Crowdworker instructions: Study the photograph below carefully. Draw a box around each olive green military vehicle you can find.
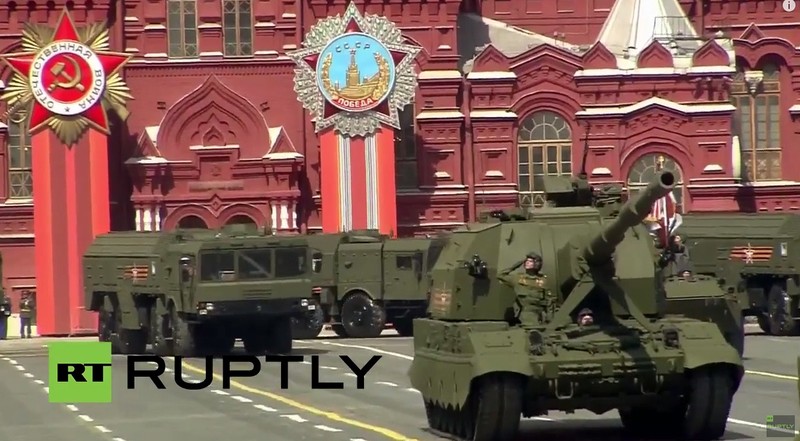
[408,171,743,441]
[83,228,316,356]
[678,213,800,336]
[292,230,447,339]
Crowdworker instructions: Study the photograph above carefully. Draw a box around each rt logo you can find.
[48,341,112,403]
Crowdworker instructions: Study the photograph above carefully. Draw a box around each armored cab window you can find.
[199,252,236,281]
[275,248,307,278]
[237,249,272,280]
[396,255,413,270]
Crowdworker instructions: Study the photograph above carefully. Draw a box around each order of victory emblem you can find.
[288,3,421,137]
[0,9,133,146]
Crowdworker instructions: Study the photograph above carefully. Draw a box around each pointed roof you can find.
[596,0,733,69]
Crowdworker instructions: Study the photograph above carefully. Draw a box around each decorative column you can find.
[0,9,133,335]
[288,3,420,236]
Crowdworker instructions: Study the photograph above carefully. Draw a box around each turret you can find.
[583,171,676,266]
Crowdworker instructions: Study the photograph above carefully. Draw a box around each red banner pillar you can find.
[319,126,397,237]
[33,129,110,336]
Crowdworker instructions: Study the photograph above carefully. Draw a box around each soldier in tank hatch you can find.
[18,291,34,338]
[498,252,555,325]
[0,292,11,339]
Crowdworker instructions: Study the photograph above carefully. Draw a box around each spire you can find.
[597,0,702,60]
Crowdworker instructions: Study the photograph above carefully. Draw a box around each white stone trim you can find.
[576,97,735,117]
[467,71,516,80]
[418,70,462,80]
[470,110,517,119]
[575,65,736,78]
[416,110,464,120]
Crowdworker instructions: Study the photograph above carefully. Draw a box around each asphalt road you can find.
[0,326,796,441]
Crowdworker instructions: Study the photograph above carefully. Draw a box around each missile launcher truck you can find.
[678,213,800,336]
[408,171,744,441]
[292,230,447,339]
[83,228,317,356]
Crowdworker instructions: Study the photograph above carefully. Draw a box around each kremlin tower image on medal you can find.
[0,0,797,337]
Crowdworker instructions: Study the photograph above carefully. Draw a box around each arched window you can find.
[225,214,256,226]
[517,111,572,207]
[167,0,198,58]
[627,153,684,212]
[222,0,253,56]
[731,60,781,181]
[7,111,32,199]
[177,215,208,229]
[395,104,417,189]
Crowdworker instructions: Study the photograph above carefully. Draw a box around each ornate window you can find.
[167,0,198,58]
[517,111,572,208]
[7,111,33,200]
[627,153,684,212]
[222,0,253,56]
[731,61,781,181]
[395,104,418,190]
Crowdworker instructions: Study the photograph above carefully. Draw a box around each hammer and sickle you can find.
[47,55,85,92]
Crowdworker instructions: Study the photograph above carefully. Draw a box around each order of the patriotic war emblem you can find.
[288,2,420,137]
[0,9,133,146]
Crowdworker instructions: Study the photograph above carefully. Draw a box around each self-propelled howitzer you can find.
[409,171,743,441]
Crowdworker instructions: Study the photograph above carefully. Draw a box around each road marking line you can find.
[301,361,311,365]
[350,439,368,441]
[315,425,342,432]
[34,379,44,385]
[1,357,8,361]
[43,387,49,393]
[23,372,34,378]
[532,417,554,422]
[404,388,420,393]
[177,360,419,441]
[728,418,800,435]
[745,370,797,381]
[320,366,338,370]
[309,341,414,360]
[181,373,191,379]
[211,390,230,396]
[95,425,112,433]
[281,414,308,423]
[254,404,277,412]
[9,359,17,364]
[15,365,24,371]
[113,438,127,441]
[164,367,173,373]
[66,405,79,412]
[344,373,357,377]
[375,381,398,387]
[78,415,94,422]
[231,395,253,403]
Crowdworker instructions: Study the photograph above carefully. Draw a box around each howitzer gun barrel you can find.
[584,171,676,265]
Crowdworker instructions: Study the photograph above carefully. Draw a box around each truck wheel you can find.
[291,302,324,339]
[117,329,147,354]
[151,310,172,356]
[681,366,733,440]
[340,292,385,338]
[393,318,414,337]
[469,374,523,441]
[767,284,800,336]
[242,328,268,355]
[757,314,771,334]
[266,317,293,354]
[97,304,114,343]
[170,305,197,356]
[331,324,348,337]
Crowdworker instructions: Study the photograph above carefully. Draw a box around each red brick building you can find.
[0,0,798,322]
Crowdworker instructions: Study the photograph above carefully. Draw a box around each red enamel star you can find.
[0,9,131,135]
[302,18,411,120]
